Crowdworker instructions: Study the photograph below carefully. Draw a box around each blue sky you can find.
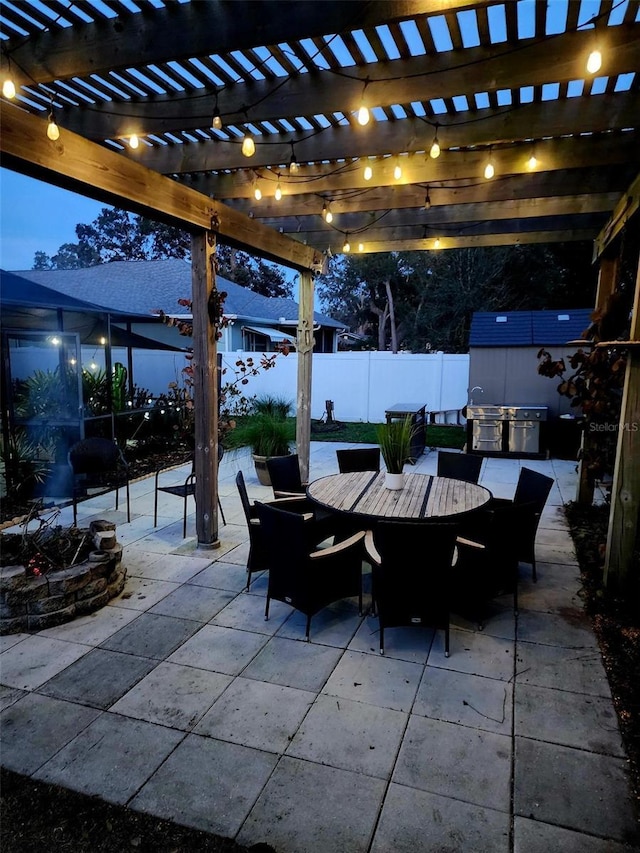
[0,168,109,271]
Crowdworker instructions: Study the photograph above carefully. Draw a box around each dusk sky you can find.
[0,168,108,271]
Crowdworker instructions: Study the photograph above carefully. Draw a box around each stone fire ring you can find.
[0,520,127,635]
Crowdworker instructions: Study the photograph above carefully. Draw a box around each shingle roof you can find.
[12,260,342,329]
[470,309,593,347]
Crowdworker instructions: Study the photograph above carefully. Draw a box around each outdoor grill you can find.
[466,406,548,455]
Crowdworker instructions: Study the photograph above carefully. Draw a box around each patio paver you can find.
[1,444,638,851]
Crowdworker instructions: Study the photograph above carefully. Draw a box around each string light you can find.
[129,134,139,149]
[343,234,351,253]
[423,188,431,210]
[363,163,373,181]
[2,51,15,99]
[357,78,370,126]
[483,147,494,180]
[241,132,255,157]
[275,176,282,201]
[434,238,441,249]
[527,152,538,171]
[586,48,601,73]
[2,75,15,99]
[322,201,333,224]
[46,110,60,141]
[393,159,402,181]
[289,143,299,174]
[212,89,222,130]
[254,183,262,201]
[358,242,364,252]
[430,124,441,159]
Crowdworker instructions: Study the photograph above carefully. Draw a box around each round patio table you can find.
[307,470,492,522]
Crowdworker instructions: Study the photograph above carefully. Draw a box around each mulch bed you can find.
[0,768,274,853]
[565,500,640,816]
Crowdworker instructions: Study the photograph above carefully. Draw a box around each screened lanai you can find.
[0,0,638,582]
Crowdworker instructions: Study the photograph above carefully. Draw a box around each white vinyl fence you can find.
[218,350,470,423]
[11,346,469,425]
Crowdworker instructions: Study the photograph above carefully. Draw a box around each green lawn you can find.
[228,417,466,451]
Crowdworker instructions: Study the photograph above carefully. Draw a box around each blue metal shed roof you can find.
[531,309,593,345]
[470,309,593,347]
[469,312,533,347]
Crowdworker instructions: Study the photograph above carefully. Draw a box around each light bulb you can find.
[343,237,351,253]
[363,164,373,181]
[358,243,364,252]
[434,238,441,249]
[325,210,333,224]
[357,104,370,126]
[527,154,538,171]
[241,133,255,157]
[484,160,494,180]
[587,48,602,74]
[430,136,440,159]
[2,77,15,99]
[394,164,402,181]
[212,109,222,130]
[129,134,139,149]
[254,186,262,201]
[47,114,60,141]
[423,192,431,210]
[289,153,299,174]
[275,181,282,201]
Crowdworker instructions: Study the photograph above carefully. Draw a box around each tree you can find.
[316,243,598,353]
[32,208,291,297]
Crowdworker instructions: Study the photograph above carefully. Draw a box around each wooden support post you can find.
[191,232,220,549]
[296,271,314,484]
[604,259,640,591]
[576,254,620,504]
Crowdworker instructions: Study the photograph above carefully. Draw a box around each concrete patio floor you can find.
[1,442,638,852]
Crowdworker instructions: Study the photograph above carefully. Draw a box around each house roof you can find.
[470,309,593,348]
[0,269,185,350]
[12,260,343,330]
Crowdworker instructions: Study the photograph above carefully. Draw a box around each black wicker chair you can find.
[437,450,483,484]
[68,437,130,526]
[336,447,381,473]
[365,521,458,656]
[265,453,306,497]
[153,445,226,538]
[236,470,332,591]
[255,500,365,640]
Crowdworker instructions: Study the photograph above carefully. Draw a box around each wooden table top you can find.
[307,471,492,521]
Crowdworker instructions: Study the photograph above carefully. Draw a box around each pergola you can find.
[1,1,639,586]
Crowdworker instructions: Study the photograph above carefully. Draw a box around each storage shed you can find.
[468,309,593,418]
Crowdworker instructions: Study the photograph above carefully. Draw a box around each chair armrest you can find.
[363,530,381,565]
[269,496,307,506]
[310,530,365,559]
[456,536,485,550]
[273,489,305,498]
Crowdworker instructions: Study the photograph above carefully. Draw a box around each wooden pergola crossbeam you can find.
[0,104,318,273]
[130,94,640,174]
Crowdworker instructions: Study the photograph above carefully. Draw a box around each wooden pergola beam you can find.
[52,25,640,141]
[136,94,640,175]
[0,103,319,272]
[257,194,621,233]
[6,2,483,87]
[203,166,636,218]
[593,172,640,260]
[329,229,599,253]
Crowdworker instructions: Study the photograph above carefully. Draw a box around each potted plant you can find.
[376,415,413,490]
[228,396,295,486]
